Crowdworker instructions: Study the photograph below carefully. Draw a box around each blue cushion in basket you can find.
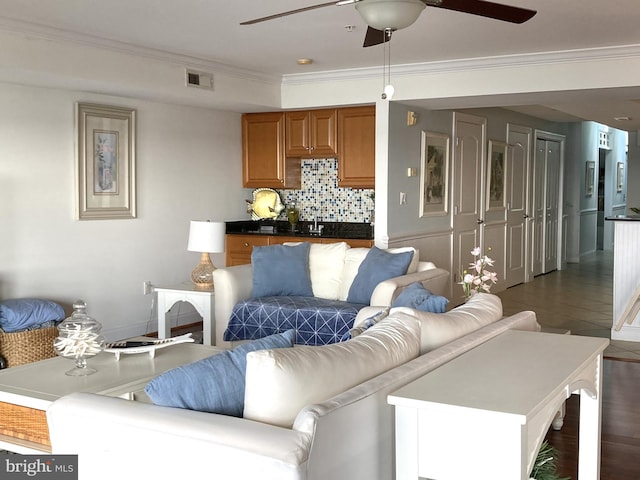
[347,246,414,305]
[0,298,65,333]
[251,243,313,298]
[391,282,449,313]
[144,330,295,416]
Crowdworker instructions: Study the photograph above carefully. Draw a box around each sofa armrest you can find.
[213,264,254,346]
[369,267,449,306]
[47,392,310,480]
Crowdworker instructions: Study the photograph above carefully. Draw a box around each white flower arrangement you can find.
[460,246,498,299]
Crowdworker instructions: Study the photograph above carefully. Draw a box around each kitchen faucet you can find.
[309,215,324,236]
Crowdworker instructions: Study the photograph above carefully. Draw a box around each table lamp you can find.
[187,220,225,288]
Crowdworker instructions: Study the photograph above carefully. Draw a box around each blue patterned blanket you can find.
[224,296,367,346]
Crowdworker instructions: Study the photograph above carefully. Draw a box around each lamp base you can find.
[191,252,216,289]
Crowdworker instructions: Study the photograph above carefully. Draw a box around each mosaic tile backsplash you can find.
[278,158,374,223]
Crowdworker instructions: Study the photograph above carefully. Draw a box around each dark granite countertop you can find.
[225,220,373,240]
[605,215,640,222]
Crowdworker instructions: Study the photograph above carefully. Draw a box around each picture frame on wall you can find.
[487,140,507,210]
[419,131,449,217]
[617,162,624,192]
[76,102,136,220]
[585,161,595,196]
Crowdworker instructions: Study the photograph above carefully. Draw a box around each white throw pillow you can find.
[243,314,421,428]
[392,292,503,354]
[283,242,350,300]
[337,247,419,301]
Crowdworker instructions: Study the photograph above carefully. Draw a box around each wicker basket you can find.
[0,326,59,368]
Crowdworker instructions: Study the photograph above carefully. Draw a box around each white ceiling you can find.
[2,0,640,129]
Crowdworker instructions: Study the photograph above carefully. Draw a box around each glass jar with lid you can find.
[54,300,105,376]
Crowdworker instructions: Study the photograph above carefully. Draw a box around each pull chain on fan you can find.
[381,29,394,100]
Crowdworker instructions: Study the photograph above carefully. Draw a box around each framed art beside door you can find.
[487,140,507,211]
[585,161,595,196]
[617,162,624,192]
[419,131,449,217]
[76,103,137,220]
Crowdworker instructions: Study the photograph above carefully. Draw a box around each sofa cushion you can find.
[0,298,65,333]
[338,247,418,301]
[144,330,295,416]
[224,296,366,345]
[243,315,421,428]
[284,241,350,301]
[251,243,313,297]
[391,282,449,313]
[393,292,503,354]
[346,247,414,305]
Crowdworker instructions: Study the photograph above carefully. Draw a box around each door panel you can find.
[452,113,486,284]
[544,140,561,273]
[505,126,530,287]
[532,139,546,276]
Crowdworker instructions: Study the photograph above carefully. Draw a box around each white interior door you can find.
[532,139,546,276]
[452,113,486,283]
[505,125,531,287]
[544,140,561,273]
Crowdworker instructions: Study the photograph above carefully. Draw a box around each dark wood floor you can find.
[546,358,640,479]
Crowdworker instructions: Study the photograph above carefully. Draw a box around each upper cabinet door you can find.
[242,112,286,188]
[285,109,337,157]
[337,106,375,188]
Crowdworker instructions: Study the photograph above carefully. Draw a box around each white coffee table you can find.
[0,341,222,454]
[388,330,609,480]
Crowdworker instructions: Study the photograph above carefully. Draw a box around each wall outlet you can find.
[143,281,154,295]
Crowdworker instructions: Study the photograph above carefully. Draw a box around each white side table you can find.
[154,283,215,346]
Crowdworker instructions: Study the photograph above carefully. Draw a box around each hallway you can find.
[497,250,640,360]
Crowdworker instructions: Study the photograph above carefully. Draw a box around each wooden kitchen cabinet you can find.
[337,106,375,188]
[225,234,270,266]
[226,234,373,266]
[285,109,337,157]
[242,112,301,188]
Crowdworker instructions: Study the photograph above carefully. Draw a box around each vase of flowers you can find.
[460,247,498,299]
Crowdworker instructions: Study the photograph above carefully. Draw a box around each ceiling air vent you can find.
[185,69,214,90]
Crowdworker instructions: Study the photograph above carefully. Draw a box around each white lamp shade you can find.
[187,221,225,253]
[355,0,425,31]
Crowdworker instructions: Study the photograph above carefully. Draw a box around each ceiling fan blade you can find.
[430,0,536,24]
[363,27,389,47]
[240,1,339,25]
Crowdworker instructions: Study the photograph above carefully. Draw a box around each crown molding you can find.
[282,44,640,85]
[0,16,281,85]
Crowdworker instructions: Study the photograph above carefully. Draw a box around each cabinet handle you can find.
[309,146,314,152]
[243,242,249,247]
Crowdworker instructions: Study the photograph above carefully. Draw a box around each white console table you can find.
[388,330,609,480]
[155,283,215,346]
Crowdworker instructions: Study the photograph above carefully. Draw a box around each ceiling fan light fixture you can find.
[355,0,426,31]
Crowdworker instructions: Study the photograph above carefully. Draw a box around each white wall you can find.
[0,83,246,340]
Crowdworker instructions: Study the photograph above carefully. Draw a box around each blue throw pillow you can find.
[0,298,65,333]
[251,243,313,297]
[347,247,414,305]
[144,330,296,416]
[391,282,449,313]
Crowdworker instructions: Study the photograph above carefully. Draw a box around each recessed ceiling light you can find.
[297,58,313,65]
[614,116,632,121]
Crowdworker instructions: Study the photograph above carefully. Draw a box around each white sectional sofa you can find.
[46,294,540,480]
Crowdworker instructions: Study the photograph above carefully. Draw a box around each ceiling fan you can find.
[241,0,537,47]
